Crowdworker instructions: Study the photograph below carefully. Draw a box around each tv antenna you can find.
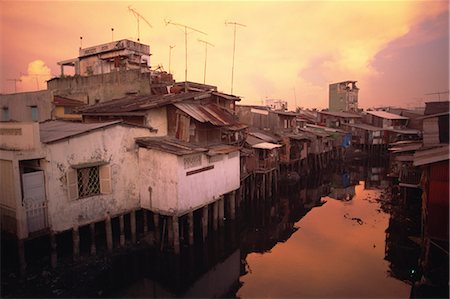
[198,39,214,84]
[168,45,175,74]
[165,19,206,92]
[225,20,246,95]
[20,73,50,90]
[424,90,449,101]
[7,78,21,93]
[128,6,152,42]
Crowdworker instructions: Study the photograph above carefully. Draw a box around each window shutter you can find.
[99,164,112,194]
[66,168,78,200]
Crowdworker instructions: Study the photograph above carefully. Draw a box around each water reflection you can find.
[86,160,416,298]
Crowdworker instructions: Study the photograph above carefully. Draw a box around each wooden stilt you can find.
[18,238,26,277]
[167,216,174,246]
[119,215,125,247]
[130,210,137,244]
[213,200,219,231]
[188,211,194,246]
[153,213,160,245]
[228,191,236,220]
[89,223,96,255]
[105,214,113,252]
[143,210,148,234]
[172,216,180,255]
[72,225,80,261]
[218,197,224,227]
[202,206,208,241]
[50,231,57,268]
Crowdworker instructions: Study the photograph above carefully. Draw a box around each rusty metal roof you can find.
[40,120,122,143]
[367,110,408,120]
[79,91,210,114]
[53,96,86,107]
[318,111,362,118]
[135,136,209,156]
[174,102,246,129]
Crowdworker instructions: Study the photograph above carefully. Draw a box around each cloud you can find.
[20,60,52,92]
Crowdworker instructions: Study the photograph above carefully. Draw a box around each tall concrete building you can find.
[329,81,359,112]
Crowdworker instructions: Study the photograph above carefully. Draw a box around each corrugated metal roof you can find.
[40,120,122,143]
[367,110,408,120]
[174,102,245,129]
[79,91,209,114]
[343,123,383,131]
[53,96,86,107]
[248,131,280,143]
[136,137,208,156]
[318,111,362,118]
[252,142,283,150]
[414,145,450,166]
[207,144,239,155]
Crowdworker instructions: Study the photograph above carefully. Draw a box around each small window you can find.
[64,106,73,114]
[66,163,111,200]
[77,166,100,198]
[31,106,38,121]
[2,107,9,121]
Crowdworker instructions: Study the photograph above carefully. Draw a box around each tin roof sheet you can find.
[252,142,283,150]
[367,110,408,120]
[343,123,383,131]
[135,137,208,156]
[414,145,450,166]
[40,120,122,143]
[318,111,362,118]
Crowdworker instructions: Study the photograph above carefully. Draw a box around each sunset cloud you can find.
[20,60,52,92]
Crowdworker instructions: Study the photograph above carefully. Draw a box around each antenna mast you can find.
[198,39,214,84]
[168,45,175,74]
[7,78,21,93]
[165,19,207,92]
[128,6,152,42]
[225,20,246,95]
[424,90,450,101]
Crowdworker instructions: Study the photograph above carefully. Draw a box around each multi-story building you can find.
[329,81,359,112]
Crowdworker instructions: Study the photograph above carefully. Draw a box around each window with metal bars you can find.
[77,166,100,198]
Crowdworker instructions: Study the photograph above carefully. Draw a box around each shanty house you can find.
[317,111,362,128]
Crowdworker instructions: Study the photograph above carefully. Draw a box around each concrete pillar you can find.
[50,231,57,268]
[89,223,96,255]
[228,191,236,220]
[188,211,194,246]
[72,225,80,261]
[18,238,26,277]
[218,197,224,227]
[213,200,219,231]
[119,215,125,247]
[105,214,113,252]
[202,206,208,241]
[130,210,137,244]
[172,216,180,255]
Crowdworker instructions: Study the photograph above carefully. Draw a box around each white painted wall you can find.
[177,151,240,214]
[44,125,152,232]
[138,148,179,213]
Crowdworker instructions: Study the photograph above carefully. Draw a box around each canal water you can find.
[2,160,420,298]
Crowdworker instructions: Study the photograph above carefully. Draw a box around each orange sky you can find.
[0,1,448,109]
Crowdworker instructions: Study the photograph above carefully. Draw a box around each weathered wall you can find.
[44,125,152,232]
[0,90,53,122]
[177,151,240,214]
[0,159,17,234]
[0,122,40,150]
[423,117,440,146]
[138,148,179,214]
[54,106,82,120]
[47,70,153,104]
[145,107,168,136]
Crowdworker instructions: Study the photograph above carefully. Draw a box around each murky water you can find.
[237,182,410,298]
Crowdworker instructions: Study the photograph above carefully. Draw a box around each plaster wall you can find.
[0,122,41,150]
[0,90,53,122]
[145,107,168,136]
[44,125,152,232]
[138,149,179,214]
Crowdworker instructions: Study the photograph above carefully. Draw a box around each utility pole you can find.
[293,87,298,111]
[198,39,214,84]
[225,20,246,95]
[128,6,152,42]
[424,91,449,101]
[168,45,175,74]
[165,19,206,92]
[7,79,21,93]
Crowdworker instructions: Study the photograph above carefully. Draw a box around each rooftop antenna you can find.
[293,87,298,111]
[111,28,114,41]
[20,72,51,90]
[128,5,152,42]
[165,19,207,92]
[80,36,83,49]
[168,45,175,74]
[424,90,449,101]
[6,78,21,93]
[225,20,246,95]
[197,39,214,84]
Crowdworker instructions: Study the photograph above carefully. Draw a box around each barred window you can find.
[77,166,100,198]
